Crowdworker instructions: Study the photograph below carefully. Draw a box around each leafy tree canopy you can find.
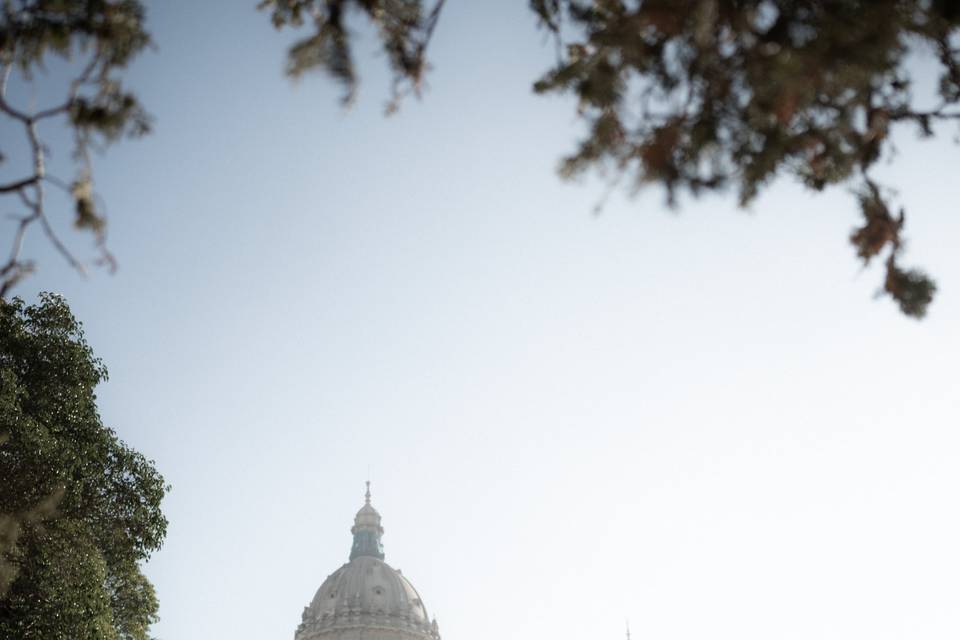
[0,293,167,640]
[4,1,960,317]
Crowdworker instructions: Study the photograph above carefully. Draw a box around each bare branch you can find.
[0,176,39,193]
[0,63,91,296]
[0,65,30,122]
[890,108,960,121]
[0,214,37,278]
[23,117,85,276]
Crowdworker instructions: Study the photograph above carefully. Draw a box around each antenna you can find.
[626,620,631,640]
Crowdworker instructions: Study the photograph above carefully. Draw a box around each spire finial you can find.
[626,620,631,640]
[350,482,384,560]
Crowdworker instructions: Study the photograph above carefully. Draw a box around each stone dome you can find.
[295,484,440,640]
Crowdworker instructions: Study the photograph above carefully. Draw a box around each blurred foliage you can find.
[529,0,960,318]
[3,1,958,317]
[0,0,152,295]
[259,0,446,109]
[0,0,152,140]
[264,0,959,317]
[0,293,167,639]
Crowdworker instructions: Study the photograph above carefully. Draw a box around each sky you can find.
[4,2,960,639]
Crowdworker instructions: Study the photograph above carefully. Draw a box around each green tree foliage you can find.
[0,0,152,295]
[0,293,167,640]
[269,0,960,318]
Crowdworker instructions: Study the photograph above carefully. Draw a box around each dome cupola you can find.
[350,481,384,560]
[295,484,441,640]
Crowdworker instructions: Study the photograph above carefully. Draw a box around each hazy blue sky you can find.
[6,1,960,639]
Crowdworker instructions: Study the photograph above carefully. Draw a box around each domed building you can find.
[295,484,441,640]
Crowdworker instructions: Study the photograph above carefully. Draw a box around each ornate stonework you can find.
[295,484,441,640]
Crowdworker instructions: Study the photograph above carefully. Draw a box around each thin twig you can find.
[32,53,100,121]
[23,118,85,275]
[0,56,101,296]
[423,0,447,44]
[0,214,37,278]
[0,65,30,122]
[0,176,39,193]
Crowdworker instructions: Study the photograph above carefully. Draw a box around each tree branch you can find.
[0,176,39,193]
[0,65,30,123]
[0,63,88,297]
[32,54,100,121]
